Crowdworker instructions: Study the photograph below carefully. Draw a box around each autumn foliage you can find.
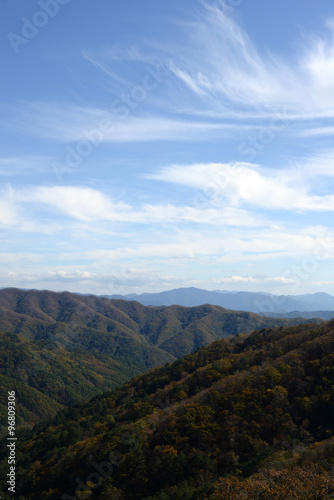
[1,320,334,498]
[208,465,334,499]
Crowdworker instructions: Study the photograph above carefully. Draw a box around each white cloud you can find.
[2,176,334,244]
[0,186,22,227]
[217,275,297,285]
[301,19,334,89]
[0,198,20,227]
[313,281,334,285]
[0,184,263,228]
[9,101,237,143]
[0,253,44,263]
[294,150,334,179]
[3,5,334,149]
[298,126,334,137]
[166,3,334,120]
[1,221,333,294]
[21,186,132,222]
[83,45,160,66]
[136,204,261,226]
[0,156,51,176]
[148,161,334,212]
[70,225,334,263]
[48,270,93,280]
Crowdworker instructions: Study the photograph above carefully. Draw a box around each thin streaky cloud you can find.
[166,3,334,119]
[298,127,334,137]
[76,4,334,126]
[5,102,243,142]
[0,156,52,176]
[82,50,131,86]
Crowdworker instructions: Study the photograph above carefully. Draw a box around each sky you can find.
[1,0,334,296]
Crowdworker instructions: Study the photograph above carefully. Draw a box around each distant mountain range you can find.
[107,287,334,319]
[0,287,316,427]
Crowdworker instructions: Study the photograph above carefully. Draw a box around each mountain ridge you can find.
[105,286,334,316]
[5,319,334,499]
[0,287,317,428]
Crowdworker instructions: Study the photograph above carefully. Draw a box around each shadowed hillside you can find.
[0,288,314,428]
[2,320,334,499]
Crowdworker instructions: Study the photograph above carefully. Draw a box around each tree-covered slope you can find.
[0,288,313,427]
[4,320,334,499]
[0,330,171,430]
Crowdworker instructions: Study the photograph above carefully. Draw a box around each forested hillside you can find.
[3,320,334,499]
[0,288,312,427]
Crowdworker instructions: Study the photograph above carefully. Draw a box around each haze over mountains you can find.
[107,287,334,319]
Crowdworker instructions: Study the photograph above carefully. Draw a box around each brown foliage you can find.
[207,465,334,499]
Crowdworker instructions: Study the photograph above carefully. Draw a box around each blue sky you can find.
[1,0,334,296]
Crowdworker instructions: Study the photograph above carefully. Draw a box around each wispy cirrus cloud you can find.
[0,156,51,176]
[83,45,160,67]
[6,101,239,143]
[0,224,333,266]
[298,126,334,137]
[4,5,334,146]
[293,150,334,177]
[2,1,334,296]
[164,3,334,120]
